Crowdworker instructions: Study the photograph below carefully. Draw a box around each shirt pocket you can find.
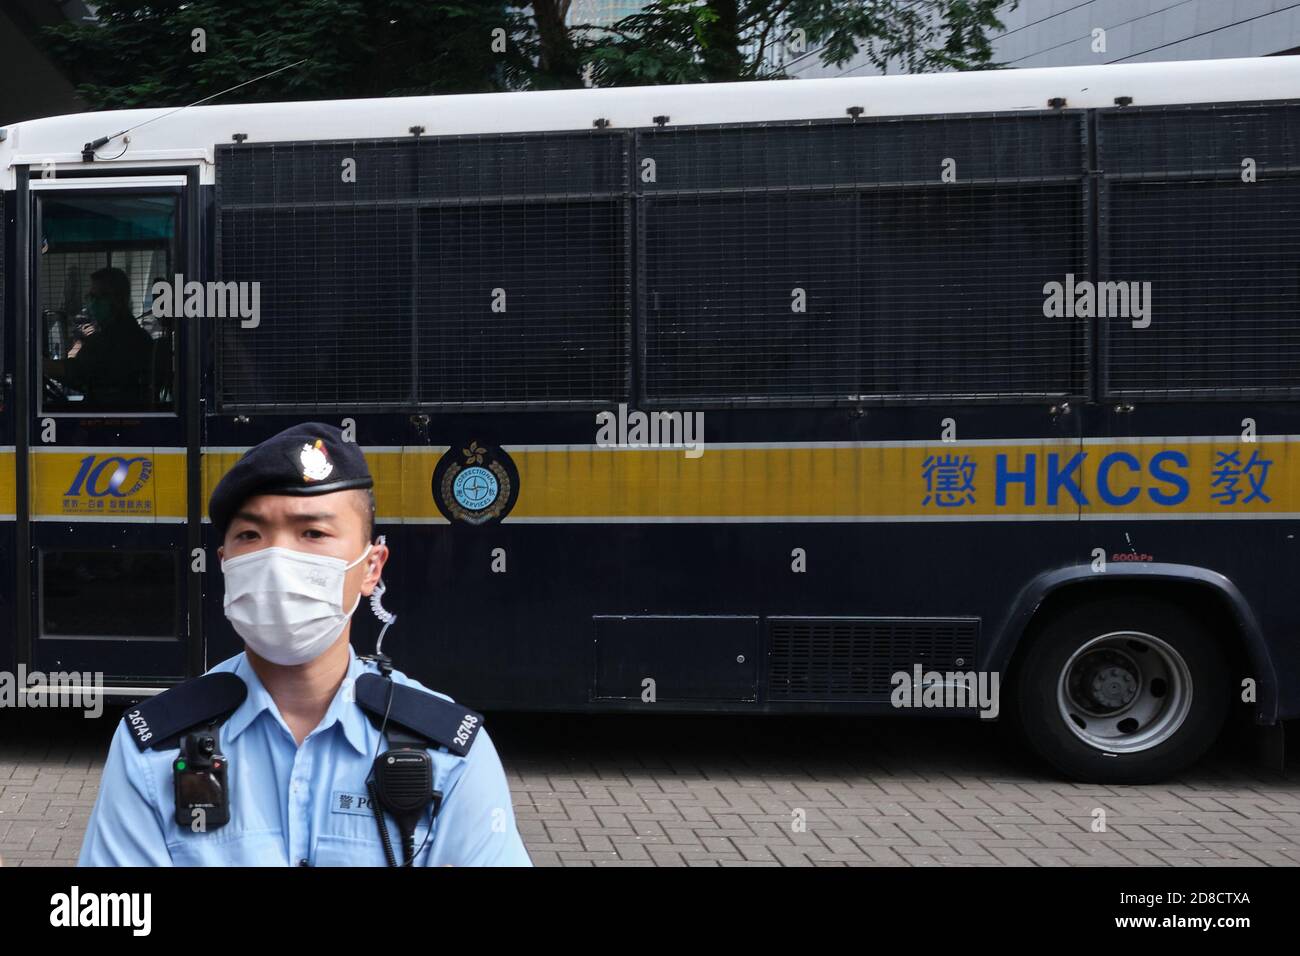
[311,833,391,867]
[312,821,436,868]
[166,829,286,867]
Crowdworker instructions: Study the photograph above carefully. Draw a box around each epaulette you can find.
[122,672,248,752]
[354,673,484,757]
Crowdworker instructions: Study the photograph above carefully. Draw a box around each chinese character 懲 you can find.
[922,454,976,507]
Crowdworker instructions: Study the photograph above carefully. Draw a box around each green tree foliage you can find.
[580,0,1015,87]
[40,0,1014,108]
[41,0,533,108]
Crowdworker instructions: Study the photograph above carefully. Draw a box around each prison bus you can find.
[1,56,1298,783]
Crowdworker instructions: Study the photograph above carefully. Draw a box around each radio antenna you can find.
[82,58,310,161]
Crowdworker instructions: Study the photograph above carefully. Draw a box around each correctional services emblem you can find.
[299,439,333,482]
[432,440,518,525]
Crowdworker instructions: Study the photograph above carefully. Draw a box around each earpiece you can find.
[369,534,397,654]
[370,579,396,626]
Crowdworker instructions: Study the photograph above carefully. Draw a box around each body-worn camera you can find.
[173,728,230,831]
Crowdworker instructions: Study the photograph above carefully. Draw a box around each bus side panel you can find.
[194,410,1300,718]
[348,405,1076,713]
[390,520,1094,714]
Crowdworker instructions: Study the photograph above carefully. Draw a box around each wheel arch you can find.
[987,563,1277,724]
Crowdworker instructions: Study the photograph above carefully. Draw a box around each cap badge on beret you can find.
[299,439,334,482]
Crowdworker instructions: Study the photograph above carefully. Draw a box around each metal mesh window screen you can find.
[416,202,626,403]
[216,133,629,409]
[217,140,418,205]
[861,184,1085,398]
[1099,102,1300,398]
[1099,102,1300,176]
[218,206,415,408]
[640,115,1088,403]
[639,114,1084,191]
[1104,178,1300,397]
[417,134,626,198]
[643,193,862,400]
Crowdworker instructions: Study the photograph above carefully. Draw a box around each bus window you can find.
[37,193,177,413]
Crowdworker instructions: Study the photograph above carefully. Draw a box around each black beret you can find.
[209,422,374,537]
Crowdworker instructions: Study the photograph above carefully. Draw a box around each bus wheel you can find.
[1013,596,1230,784]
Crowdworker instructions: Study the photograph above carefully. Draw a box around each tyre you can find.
[1012,595,1231,784]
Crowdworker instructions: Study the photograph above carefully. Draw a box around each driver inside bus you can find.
[77,422,532,867]
[42,266,154,410]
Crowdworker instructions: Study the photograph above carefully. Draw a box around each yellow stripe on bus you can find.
[506,441,1292,519]
[0,450,13,515]
[0,440,1295,523]
[200,448,443,522]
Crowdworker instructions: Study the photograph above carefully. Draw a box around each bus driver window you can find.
[38,193,177,413]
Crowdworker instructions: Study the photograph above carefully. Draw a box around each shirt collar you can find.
[223,646,372,756]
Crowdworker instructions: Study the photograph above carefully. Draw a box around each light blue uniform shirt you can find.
[78,647,532,867]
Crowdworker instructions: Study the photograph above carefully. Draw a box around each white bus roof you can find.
[3,55,1299,187]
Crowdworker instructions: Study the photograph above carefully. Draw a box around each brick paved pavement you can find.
[2,707,1297,866]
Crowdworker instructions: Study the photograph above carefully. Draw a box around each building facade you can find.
[787,0,1300,78]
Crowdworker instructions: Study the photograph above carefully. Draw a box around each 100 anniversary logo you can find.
[62,454,154,514]
[432,440,518,525]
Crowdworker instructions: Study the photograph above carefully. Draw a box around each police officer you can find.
[78,423,533,866]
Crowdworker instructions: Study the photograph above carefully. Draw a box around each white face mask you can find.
[221,543,373,666]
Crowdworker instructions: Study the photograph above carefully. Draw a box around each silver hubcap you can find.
[1056,631,1193,754]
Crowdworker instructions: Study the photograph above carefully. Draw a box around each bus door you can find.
[19,173,199,691]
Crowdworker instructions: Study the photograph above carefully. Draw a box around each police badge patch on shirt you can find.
[331,790,375,816]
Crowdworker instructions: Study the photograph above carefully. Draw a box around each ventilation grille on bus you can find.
[768,617,979,701]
